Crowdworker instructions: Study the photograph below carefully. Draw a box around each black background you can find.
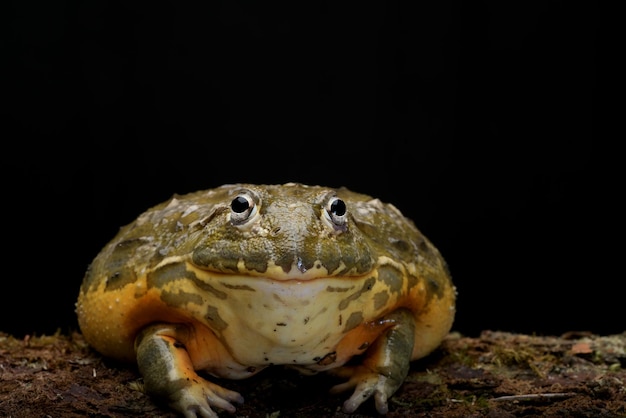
[6,2,612,339]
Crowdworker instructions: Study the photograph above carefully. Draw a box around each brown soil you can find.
[1,330,624,418]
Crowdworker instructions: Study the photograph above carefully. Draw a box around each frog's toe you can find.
[204,381,244,410]
[172,380,244,418]
[329,366,396,414]
[338,375,389,414]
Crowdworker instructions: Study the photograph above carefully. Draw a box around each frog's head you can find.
[190,183,400,280]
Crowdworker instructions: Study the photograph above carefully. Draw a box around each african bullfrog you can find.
[76,183,456,417]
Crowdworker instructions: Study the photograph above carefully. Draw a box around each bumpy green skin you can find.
[76,183,456,417]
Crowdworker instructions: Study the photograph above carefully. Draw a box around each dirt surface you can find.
[1,330,624,418]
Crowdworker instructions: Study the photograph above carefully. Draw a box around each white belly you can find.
[193,274,372,366]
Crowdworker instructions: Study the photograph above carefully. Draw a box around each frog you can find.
[76,182,456,417]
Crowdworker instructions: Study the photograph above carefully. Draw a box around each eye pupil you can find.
[330,199,346,217]
[324,196,348,232]
[231,196,250,213]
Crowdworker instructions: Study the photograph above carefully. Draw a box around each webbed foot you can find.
[328,309,416,414]
[135,324,244,417]
[169,379,243,418]
[329,365,400,414]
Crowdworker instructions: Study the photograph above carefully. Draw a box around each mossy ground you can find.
[1,330,624,417]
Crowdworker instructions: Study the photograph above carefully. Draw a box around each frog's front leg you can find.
[134,324,244,418]
[329,309,415,414]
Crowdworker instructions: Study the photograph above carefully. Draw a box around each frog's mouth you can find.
[195,257,373,281]
[192,247,376,281]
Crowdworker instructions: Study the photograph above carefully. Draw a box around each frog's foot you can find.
[135,324,244,418]
[169,379,244,418]
[330,365,406,414]
[328,309,416,414]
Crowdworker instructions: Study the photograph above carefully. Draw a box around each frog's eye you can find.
[323,196,348,232]
[230,192,258,225]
